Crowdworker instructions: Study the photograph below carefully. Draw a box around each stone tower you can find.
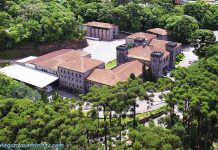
[166,41,177,69]
[150,51,164,78]
[116,44,129,65]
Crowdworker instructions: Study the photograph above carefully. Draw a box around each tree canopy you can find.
[0,73,40,100]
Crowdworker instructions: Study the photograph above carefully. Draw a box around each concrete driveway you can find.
[177,46,198,67]
[82,39,125,63]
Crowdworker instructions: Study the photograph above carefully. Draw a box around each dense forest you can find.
[0,0,218,149]
[0,0,218,50]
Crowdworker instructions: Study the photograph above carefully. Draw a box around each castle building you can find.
[84,22,119,41]
[116,32,182,78]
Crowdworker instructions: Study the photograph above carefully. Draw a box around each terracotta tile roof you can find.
[128,39,170,61]
[59,57,104,73]
[112,60,143,80]
[86,69,121,86]
[126,32,157,41]
[28,49,72,64]
[149,39,182,50]
[84,21,116,29]
[29,50,91,70]
[147,28,168,36]
[87,60,143,86]
[149,39,169,50]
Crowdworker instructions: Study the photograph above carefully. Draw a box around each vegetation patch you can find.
[105,59,117,69]
[123,105,167,123]
[175,53,185,65]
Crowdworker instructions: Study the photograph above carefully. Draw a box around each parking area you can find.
[82,39,125,63]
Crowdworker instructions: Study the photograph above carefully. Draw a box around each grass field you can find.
[175,53,185,65]
[105,59,117,69]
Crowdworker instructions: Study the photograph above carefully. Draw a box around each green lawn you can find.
[175,53,185,65]
[105,59,117,69]
[122,105,167,123]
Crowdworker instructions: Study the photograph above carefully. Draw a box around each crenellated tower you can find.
[150,51,164,78]
[166,41,177,69]
[116,44,129,65]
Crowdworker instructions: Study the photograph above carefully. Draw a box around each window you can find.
[72,78,74,81]
[76,74,78,77]
[76,79,78,82]
[72,72,74,76]
[64,70,65,73]
[68,77,70,80]
[79,74,81,78]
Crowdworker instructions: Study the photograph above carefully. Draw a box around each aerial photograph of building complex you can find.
[0,0,217,149]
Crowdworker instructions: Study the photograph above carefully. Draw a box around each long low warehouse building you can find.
[0,64,58,91]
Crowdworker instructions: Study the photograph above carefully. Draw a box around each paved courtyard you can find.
[82,39,125,63]
[177,46,198,67]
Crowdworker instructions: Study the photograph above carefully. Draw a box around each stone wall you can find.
[19,39,88,54]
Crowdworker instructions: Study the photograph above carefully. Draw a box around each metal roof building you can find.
[0,64,58,88]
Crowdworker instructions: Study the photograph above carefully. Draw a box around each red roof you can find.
[59,57,104,73]
[126,32,157,41]
[128,39,181,61]
[87,60,143,86]
[84,22,116,29]
[29,49,100,72]
[147,28,168,36]
[28,49,72,64]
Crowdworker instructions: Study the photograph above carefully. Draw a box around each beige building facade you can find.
[84,22,119,41]
[58,62,104,93]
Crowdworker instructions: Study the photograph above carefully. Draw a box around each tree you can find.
[126,79,147,129]
[201,55,218,75]
[165,15,199,43]
[142,64,147,82]
[183,1,209,21]
[128,125,183,149]
[195,43,218,58]
[191,29,216,53]
[167,65,218,149]
[0,73,40,100]
[0,0,84,50]
[111,0,130,6]
[81,85,115,150]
